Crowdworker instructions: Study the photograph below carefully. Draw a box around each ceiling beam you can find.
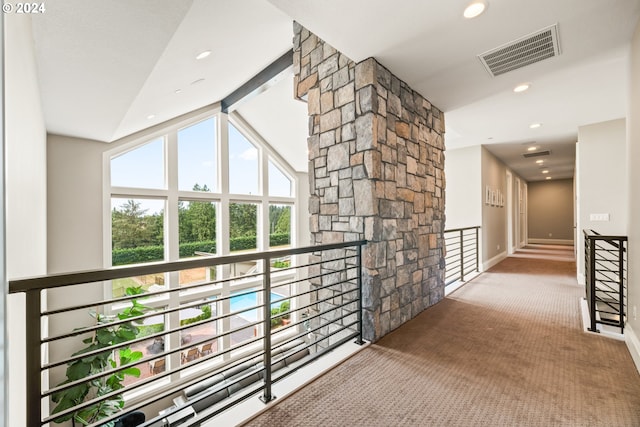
[221,49,293,113]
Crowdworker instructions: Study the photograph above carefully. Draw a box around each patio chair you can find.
[199,342,213,356]
[182,347,199,363]
[149,358,165,375]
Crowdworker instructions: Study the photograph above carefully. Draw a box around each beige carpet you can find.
[510,244,576,262]
[243,257,640,427]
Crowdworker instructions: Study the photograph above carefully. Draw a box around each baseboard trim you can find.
[625,323,640,375]
[483,251,507,271]
[527,238,574,245]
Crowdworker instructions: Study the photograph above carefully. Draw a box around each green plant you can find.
[280,301,290,320]
[272,259,290,269]
[51,286,150,426]
[270,301,291,328]
[270,306,283,328]
[180,303,213,326]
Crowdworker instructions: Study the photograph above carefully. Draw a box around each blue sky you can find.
[110,117,291,214]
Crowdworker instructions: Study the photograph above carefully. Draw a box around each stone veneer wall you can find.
[293,22,446,342]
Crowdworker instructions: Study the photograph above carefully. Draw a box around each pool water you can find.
[231,291,285,311]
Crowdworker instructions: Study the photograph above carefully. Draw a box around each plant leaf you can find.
[66,361,91,381]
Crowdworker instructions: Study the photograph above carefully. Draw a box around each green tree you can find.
[112,200,162,250]
[229,203,257,238]
[275,206,291,234]
[179,184,216,245]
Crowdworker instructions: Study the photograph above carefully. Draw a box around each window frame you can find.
[102,105,300,394]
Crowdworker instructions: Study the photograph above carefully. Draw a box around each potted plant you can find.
[51,287,150,426]
[280,301,291,325]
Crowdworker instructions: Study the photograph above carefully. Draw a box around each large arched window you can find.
[104,108,297,384]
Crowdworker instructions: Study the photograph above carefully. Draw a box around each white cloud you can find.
[240,147,258,161]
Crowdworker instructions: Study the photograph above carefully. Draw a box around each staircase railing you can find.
[9,240,367,427]
[443,226,480,286]
[583,229,627,333]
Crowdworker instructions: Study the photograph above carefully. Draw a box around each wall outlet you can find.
[497,244,500,250]
[634,306,637,321]
[548,233,553,237]
[590,213,610,221]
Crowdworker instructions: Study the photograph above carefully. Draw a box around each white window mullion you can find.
[166,133,179,262]
[218,112,232,357]
[259,146,269,252]
[165,131,182,374]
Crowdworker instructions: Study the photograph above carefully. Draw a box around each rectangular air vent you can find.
[479,24,560,77]
[523,150,551,158]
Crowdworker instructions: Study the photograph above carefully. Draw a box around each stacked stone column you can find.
[294,22,445,342]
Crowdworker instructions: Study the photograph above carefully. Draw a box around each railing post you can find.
[459,229,465,282]
[475,227,479,273]
[588,236,598,333]
[260,257,276,403]
[618,239,625,332]
[26,289,42,427]
[355,244,365,345]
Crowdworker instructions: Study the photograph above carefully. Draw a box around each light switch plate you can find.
[589,213,610,221]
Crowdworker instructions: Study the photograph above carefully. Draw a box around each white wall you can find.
[0,12,6,427]
[47,134,106,273]
[481,147,509,269]
[5,15,48,426]
[445,146,524,270]
[528,179,574,243]
[444,145,482,230]
[576,119,628,281]
[625,19,640,373]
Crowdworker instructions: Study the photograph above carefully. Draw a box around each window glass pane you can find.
[180,301,217,366]
[123,307,166,386]
[179,200,217,257]
[111,138,164,189]
[112,274,166,298]
[269,204,291,249]
[229,202,257,252]
[178,118,217,192]
[179,200,217,287]
[268,160,292,197]
[228,123,258,195]
[229,289,259,346]
[111,198,164,266]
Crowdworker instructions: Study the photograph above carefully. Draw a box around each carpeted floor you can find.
[510,244,576,262]
[243,257,640,427]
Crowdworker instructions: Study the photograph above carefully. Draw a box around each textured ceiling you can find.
[31,0,640,179]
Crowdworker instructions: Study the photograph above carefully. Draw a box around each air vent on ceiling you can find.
[478,24,561,77]
[523,150,551,158]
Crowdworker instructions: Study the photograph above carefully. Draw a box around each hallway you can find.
[244,257,640,426]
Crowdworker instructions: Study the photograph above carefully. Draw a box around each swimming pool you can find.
[230,291,286,311]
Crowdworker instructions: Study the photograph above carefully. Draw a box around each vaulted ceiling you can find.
[30,0,640,180]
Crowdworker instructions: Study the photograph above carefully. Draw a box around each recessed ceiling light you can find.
[463,1,487,18]
[191,78,205,85]
[527,146,537,151]
[175,89,182,94]
[513,83,530,93]
[196,50,211,60]
[536,160,544,164]
[542,170,549,174]
[546,177,552,180]
[530,123,542,129]
[146,114,155,120]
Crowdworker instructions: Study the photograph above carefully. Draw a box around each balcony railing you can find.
[9,240,367,427]
[443,226,480,286]
[584,230,627,333]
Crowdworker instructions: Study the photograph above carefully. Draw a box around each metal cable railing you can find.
[444,226,480,286]
[584,230,627,333]
[9,240,367,427]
